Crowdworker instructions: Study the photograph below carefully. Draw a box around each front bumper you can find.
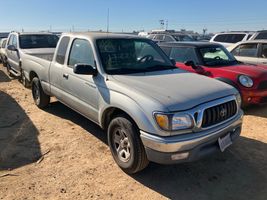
[241,89,267,105]
[140,111,243,164]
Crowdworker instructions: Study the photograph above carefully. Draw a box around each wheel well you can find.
[29,71,38,82]
[102,107,136,130]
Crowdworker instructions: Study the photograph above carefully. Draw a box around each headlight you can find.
[235,93,242,107]
[238,75,253,88]
[154,113,193,131]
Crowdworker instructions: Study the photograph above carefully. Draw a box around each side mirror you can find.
[73,64,97,76]
[170,58,176,66]
[7,45,17,51]
[184,60,198,69]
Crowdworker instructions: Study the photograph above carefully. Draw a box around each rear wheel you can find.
[32,77,50,108]
[108,115,149,174]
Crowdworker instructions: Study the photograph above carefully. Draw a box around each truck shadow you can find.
[45,101,267,200]
[46,101,107,144]
[131,137,267,200]
[0,69,11,83]
[243,104,267,118]
[0,91,41,170]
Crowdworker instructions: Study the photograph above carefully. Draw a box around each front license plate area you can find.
[218,133,232,152]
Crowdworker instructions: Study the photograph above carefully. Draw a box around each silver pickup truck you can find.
[22,32,243,174]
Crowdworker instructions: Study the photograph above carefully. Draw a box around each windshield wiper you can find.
[144,65,177,72]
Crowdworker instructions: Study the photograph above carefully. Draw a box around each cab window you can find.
[233,43,258,57]
[261,44,267,58]
[68,39,95,67]
[7,35,14,46]
[12,36,18,48]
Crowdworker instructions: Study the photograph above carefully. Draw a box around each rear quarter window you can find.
[214,34,245,43]
[213,34,227,42]
[56,36,70,64]
[255,32,267,40]
[237,44,258,57]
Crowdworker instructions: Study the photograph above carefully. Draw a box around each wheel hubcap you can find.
[113,128,131,163]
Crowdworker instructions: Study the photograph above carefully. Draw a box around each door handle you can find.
[63,73,69,79]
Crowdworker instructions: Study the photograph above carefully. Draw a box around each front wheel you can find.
[32,77,50,108]
[108,115,149,174]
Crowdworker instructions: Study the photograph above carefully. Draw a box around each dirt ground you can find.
[0,65,267,200]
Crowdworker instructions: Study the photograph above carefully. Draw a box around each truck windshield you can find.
[96,38,175,74]
[199,46,238,66]
[173,34,194,41]
[19,34,59,49]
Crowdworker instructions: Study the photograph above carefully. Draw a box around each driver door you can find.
[6,35,20,72]
[60,38,99,122]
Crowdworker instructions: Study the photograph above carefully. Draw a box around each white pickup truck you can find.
[5,32,58,86]
[21,32,243,173]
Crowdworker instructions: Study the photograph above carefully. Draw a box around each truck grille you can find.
[201,100,237,128]
[257,81,267,90]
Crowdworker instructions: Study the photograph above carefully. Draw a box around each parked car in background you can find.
[0,32,9,40]
[0,38,7,67]
[227,40,267,65]
[249,30,267,40]
[159,42,267,106]
[5,32,59,86]
[22,32,243,173]
[210,32,254,47]
[148,32,195,43]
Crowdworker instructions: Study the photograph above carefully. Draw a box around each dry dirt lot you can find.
[0,65,267,200]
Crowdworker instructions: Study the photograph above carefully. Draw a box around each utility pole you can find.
[165,20,168,30]
[107,8,110,33]
[159,20,164,29]
[203,28,207,36]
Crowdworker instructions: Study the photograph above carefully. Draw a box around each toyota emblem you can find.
[220,108,227,117]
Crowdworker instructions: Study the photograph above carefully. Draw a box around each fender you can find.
[98,89,163,135]
[215,77,239,91]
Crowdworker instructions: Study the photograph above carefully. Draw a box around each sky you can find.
[1,0,267,33]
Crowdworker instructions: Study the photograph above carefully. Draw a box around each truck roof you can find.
[11,32,55,36]
[158,41,223,48]
[61,32,143,40]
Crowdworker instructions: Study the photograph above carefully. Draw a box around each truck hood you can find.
[209,64,267,78]
[111,69,237,111]
[21,48,55,55]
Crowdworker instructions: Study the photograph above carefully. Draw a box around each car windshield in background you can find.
[173,34,194,41]
[97,39,175,74]
[19,34,59,49]
[170,47,199,64]
[199,46,238,66]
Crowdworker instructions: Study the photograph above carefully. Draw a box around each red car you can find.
[159,42,267,106]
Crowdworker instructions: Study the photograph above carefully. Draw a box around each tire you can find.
[32,77,50,108]
[108,114,149,174]
[21,70,31,88]
[3,61,7,67]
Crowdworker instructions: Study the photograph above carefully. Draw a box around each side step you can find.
[9,68,21,77]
